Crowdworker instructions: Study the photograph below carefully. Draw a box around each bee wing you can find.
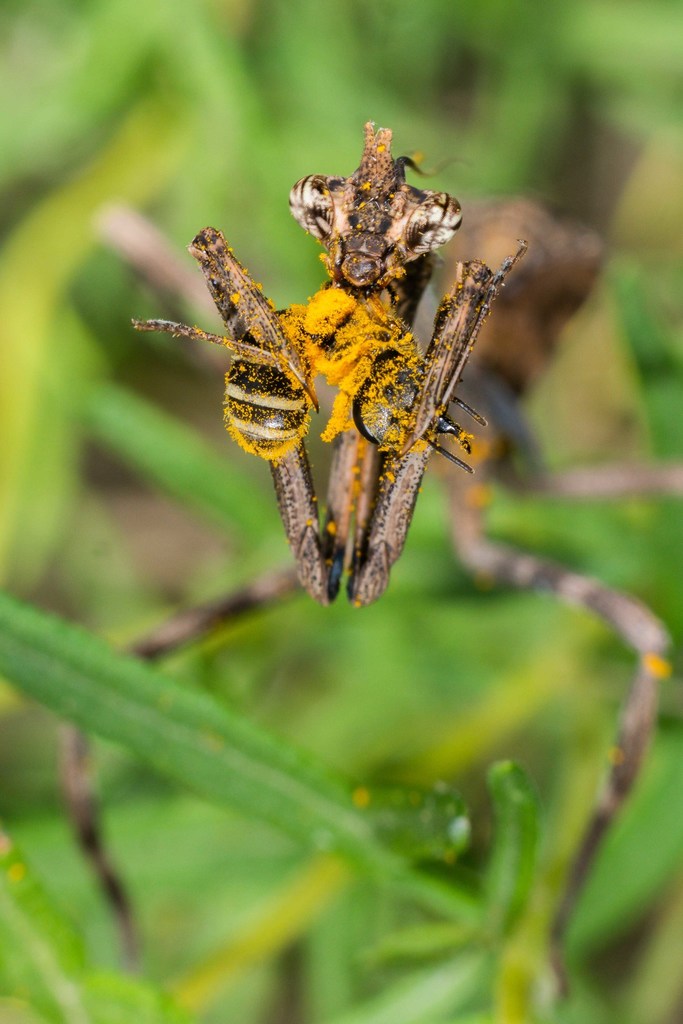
[402,244,527,453]
[190,227,315,404]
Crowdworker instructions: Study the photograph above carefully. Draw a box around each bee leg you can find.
[450,395,487,427]
[132,318,230,348]
[270,445,331,606]
[446,472,670,993]
[349,448,432,606]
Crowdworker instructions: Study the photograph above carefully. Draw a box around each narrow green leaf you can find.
[363,922,477,966]
[0,590,377,867]
[323,955,487,1024]
[0,591,480,924]
[84,384,269,543]
[0,828,88,1024]
[83,973,191,1024]
[0,828,192,1023]
[484,762,540,936]
[0,97,185,582]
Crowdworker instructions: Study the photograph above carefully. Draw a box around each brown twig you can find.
[98,204,215,320]
[59,726,140,971]
[549,656,663,993]
[447,477,670,992]
[129,566,299,660]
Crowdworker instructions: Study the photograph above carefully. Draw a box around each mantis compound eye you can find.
[404,191,462,256]
[289,174,335,242]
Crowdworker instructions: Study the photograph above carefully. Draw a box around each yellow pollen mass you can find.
[361,181,371,191]
[352,786,371,808]
[239,285,426,458]
[303,288,356,335]
[643,652,672,678]
[8,862,26,883]
[230,292,240,304]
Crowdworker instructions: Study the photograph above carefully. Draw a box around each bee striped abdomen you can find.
[224,360,310,461]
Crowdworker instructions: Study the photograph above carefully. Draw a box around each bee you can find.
[134,123,525,605]
[135,228,315,461]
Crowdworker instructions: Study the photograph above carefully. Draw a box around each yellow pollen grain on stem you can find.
[326,521,337,536]
[230,292,240,304]
[377,144,386,153]
[8,862,26,883]
[352,786,371,809]
[465,484,492,509]
[643,652,672,678]
[361,181,371,191]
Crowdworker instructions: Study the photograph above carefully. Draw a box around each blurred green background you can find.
[1,1,682,1022]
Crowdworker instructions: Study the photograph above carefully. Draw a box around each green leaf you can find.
[0,828,88,1024]
[322,955,488,1024]
[0,828,192,1023]
[362,922,478,966]
[84,384,269,544]
[83,973,191,1024]
[484,762,540,936]
[0,97,185,583]
[0,590,379,866]
[0,588,480,934]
